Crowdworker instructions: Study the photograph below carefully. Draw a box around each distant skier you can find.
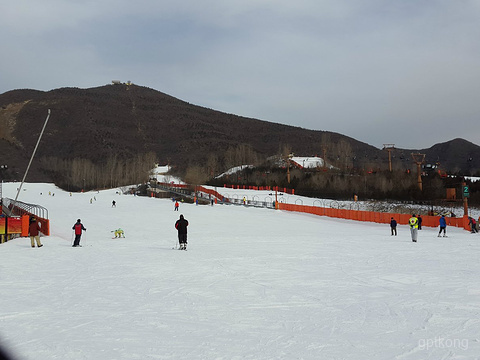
[112,200,116,208]
[390,217,397,236]
[29,217,43,248]
[174,201,179,211]
[438,215,447,237]
[112,228,125,238]
[175,214,189,250]
[417,215,423,230]
[409,214,419,242]
[72,219,87,247]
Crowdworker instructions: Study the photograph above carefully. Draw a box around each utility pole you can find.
[383,144,395,172]
[286,153,291,184]
[462,181,469,217]
[12,109,51,211]
[322,146,328,170]
[411,153,426,191]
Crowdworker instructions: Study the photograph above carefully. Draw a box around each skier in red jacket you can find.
[29,217,43,248]
[72,219,87,247]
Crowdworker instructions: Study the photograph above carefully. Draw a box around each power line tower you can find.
[383,144,395,172]
[411,153,426,191]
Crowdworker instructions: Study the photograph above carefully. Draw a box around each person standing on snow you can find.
[175,214,189,250]
[390,217,397,236]
[417,215,423,230]
[409,214,419,242]
[72,219,87,247]
[29,217,43,248]
[174,201,179,211]
[438,215,447,237]
[468,217,478,233]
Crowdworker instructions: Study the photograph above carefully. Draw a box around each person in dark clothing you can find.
[175,214,189,250]
[390,217,397,236]
[417,215,423,230]
[72,219,87,247]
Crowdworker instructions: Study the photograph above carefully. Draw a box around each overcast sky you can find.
[1,0,480,149]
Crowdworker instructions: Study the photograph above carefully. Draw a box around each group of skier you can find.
[67,216,188,249]
[389,213,479,242]
[29,195,188,249]
[28,190,477,249]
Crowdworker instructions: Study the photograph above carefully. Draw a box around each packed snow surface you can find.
[1,182,480,360]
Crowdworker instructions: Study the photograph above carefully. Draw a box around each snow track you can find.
[1,183,479,359]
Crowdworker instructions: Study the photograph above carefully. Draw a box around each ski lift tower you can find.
[383,144,395,172]
[411,153,426,191]
[286,153,293,184]
[322,146,328,170]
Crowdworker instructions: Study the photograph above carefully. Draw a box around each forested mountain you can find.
[1,84,479,188]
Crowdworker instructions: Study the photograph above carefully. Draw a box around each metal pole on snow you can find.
[12,109,51,212]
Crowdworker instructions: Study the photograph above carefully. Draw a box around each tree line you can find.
[39,152,157,191]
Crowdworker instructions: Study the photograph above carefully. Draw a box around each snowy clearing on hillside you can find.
[1,182,480,360]
[150,165,184,184]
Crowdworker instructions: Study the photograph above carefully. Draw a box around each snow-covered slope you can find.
[0,182,479,359]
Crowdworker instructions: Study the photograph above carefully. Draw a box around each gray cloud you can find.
[1,0,480,149]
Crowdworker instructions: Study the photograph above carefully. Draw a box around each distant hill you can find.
[0,84,479,184]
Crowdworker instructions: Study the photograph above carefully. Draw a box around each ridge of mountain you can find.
[0,84,479,182]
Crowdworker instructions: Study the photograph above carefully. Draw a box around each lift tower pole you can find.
[411,153,426,191]
[383,144,395,172]
[12,109,51,211]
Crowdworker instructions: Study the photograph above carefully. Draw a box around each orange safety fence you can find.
[160,183,471,231]
[277,203,471,231]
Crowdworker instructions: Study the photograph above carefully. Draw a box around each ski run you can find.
[1,182,480,360]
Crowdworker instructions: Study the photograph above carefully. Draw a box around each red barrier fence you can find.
[0,215,50,244]
[159,182,471,231]
[278,203,471,230]
[198,186,222,200]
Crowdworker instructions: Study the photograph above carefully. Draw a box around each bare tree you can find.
[184,165,208,186]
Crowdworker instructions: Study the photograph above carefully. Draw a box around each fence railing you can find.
[1,197,50,238]
[3,197,49,219]
[150,182,471,230]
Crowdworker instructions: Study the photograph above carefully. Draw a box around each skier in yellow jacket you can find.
[409,214,419,242]
[112,228,125,238]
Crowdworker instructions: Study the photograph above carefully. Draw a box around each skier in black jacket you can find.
[390,217,397,236]
[175,214,189,250]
